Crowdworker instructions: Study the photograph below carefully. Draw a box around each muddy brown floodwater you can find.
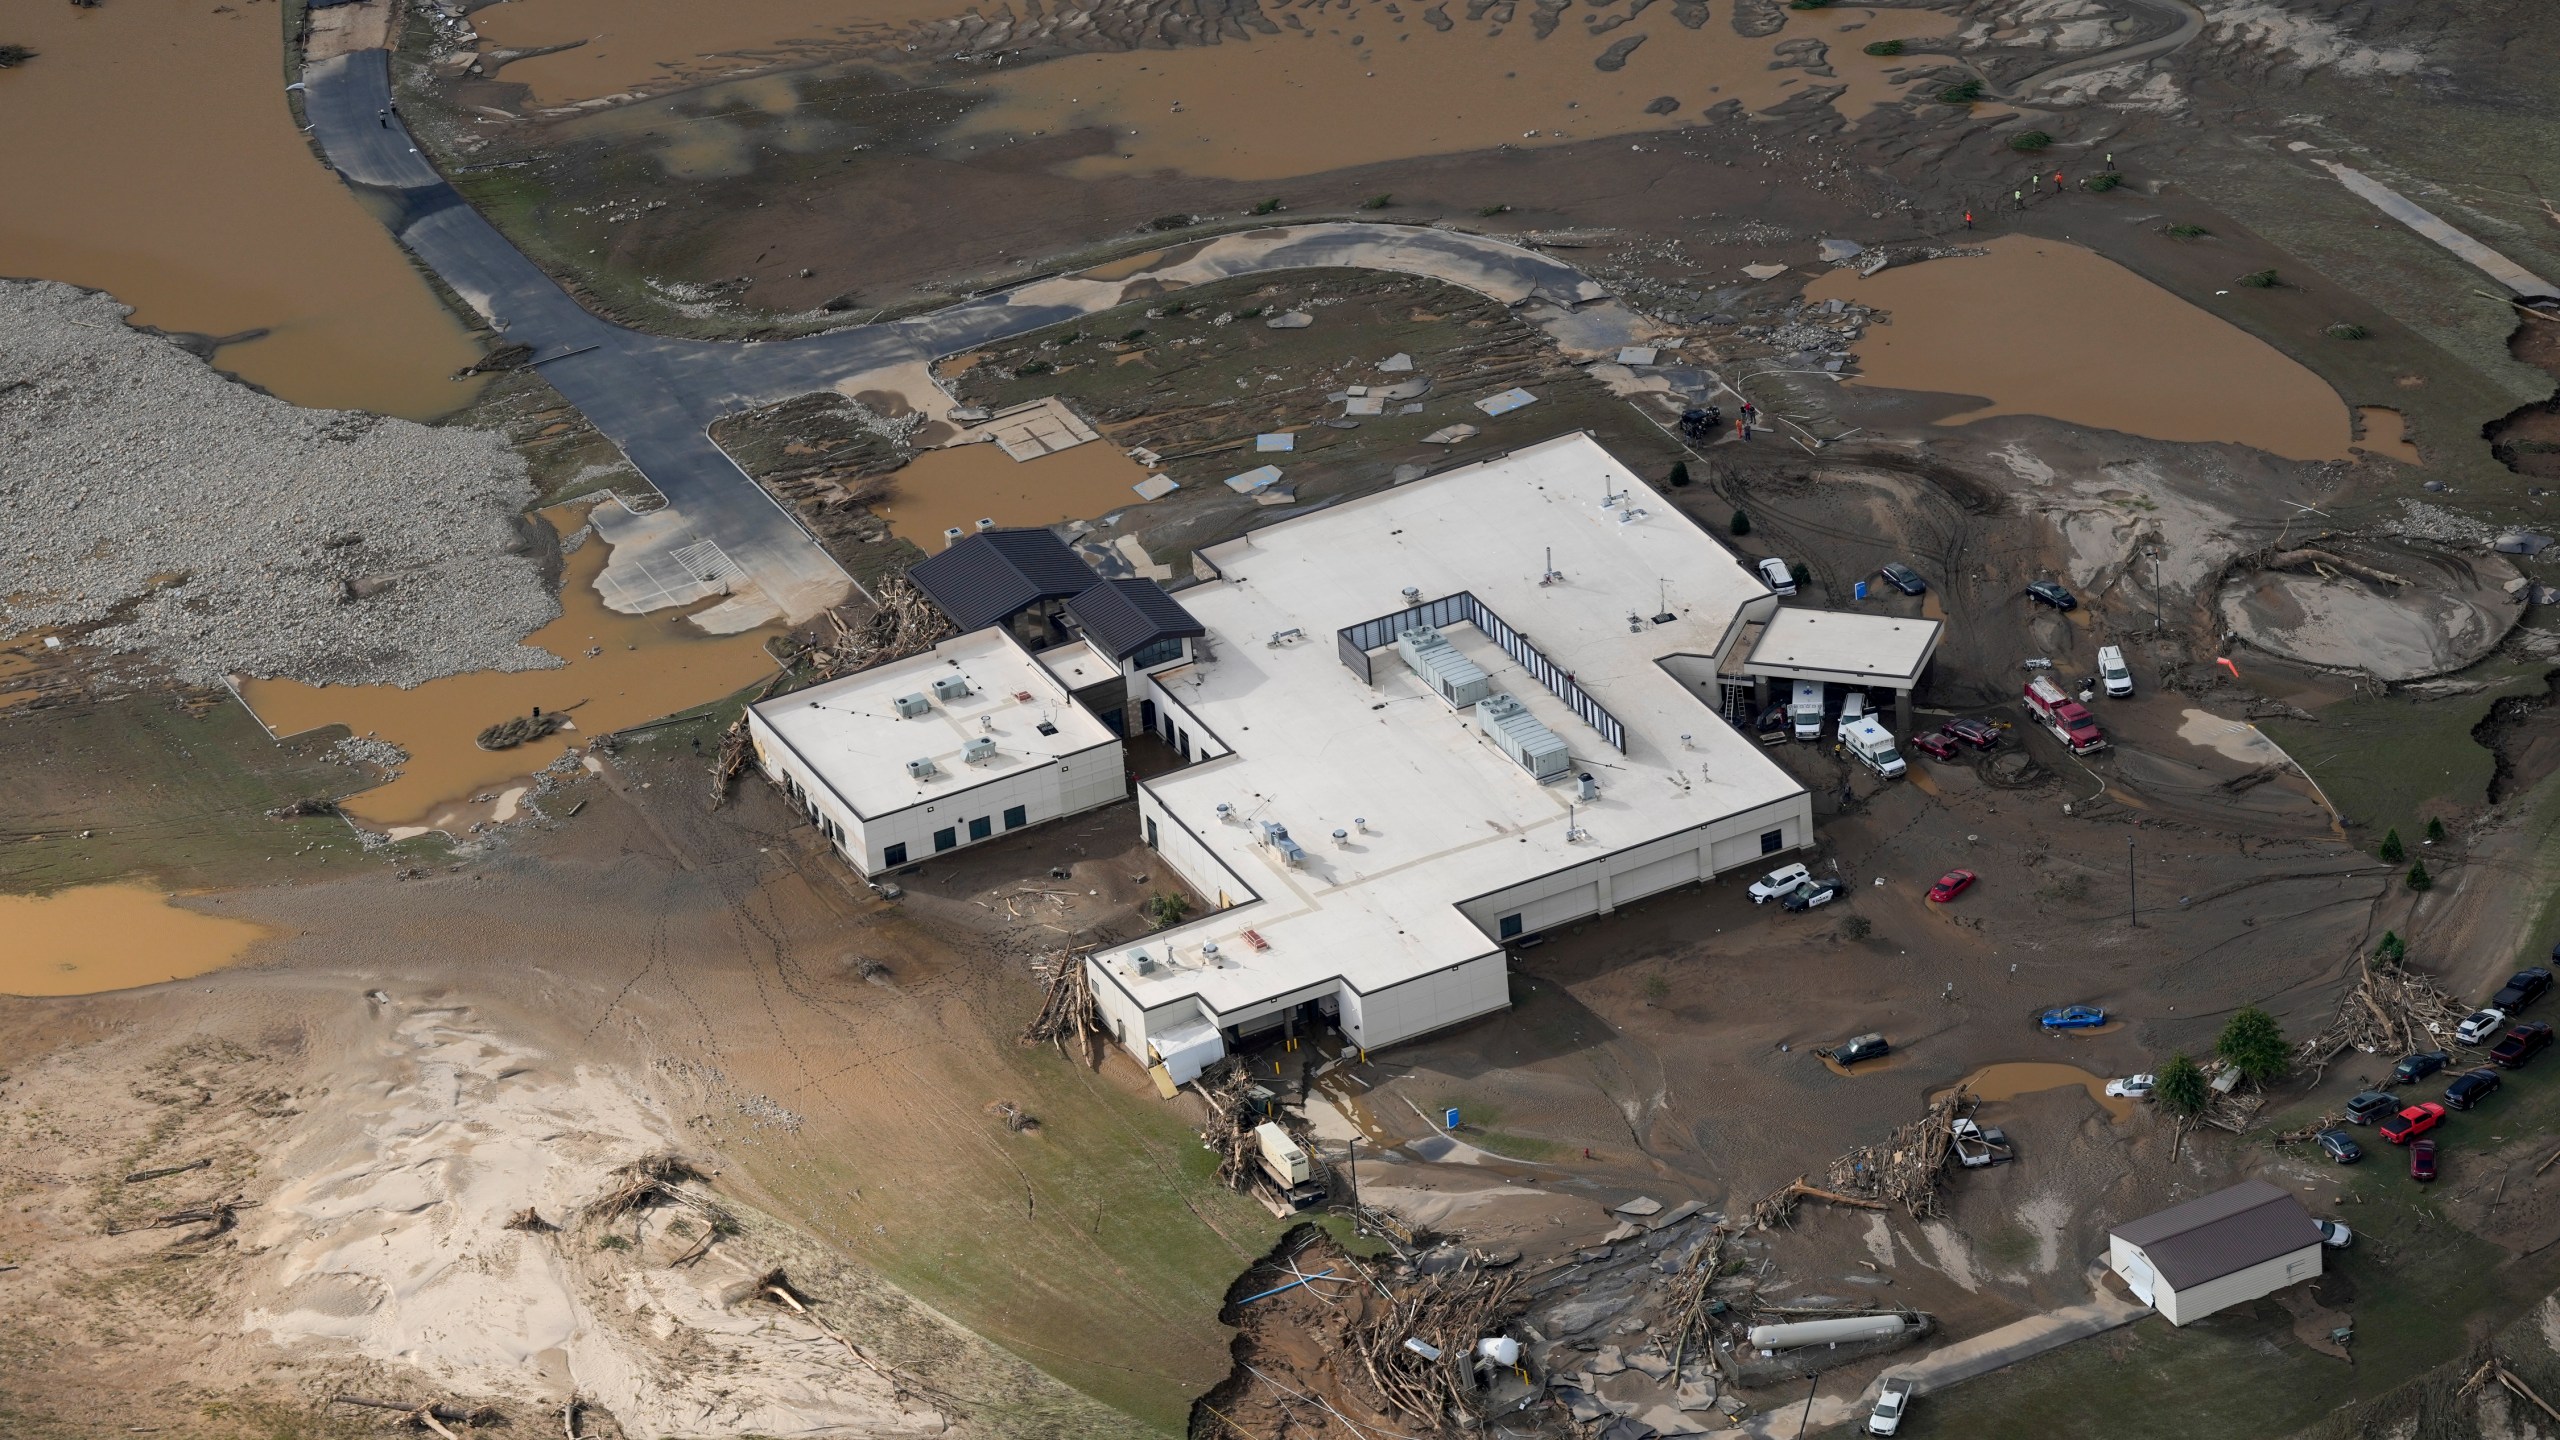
[962,6,1956,180]
[1939,1061,2135,1120]
[1806,236,2356,462]
[875,441,1157,548]
[475,0,968,105]
[0,2,484,419]
[0,884,272,997]
[239,510,781,830]
[2355,406,2423,464]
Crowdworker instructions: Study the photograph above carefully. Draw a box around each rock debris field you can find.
[0,280,558,687]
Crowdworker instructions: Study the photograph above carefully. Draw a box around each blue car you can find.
[2040,1005,2107,1030]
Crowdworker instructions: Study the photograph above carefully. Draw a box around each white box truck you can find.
[2096,645,2133,698]
[1791,681,1824,741]
[1841,716,1906,778]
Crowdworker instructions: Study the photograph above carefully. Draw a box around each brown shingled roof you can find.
[2112,1179,2320,1290]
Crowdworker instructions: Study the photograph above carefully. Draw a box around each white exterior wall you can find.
[749,707,1125,874]
[2110,1237,2321,1325]
[1132,671,1234,761]
[1137,784,1249,910]
[1455,794,1812,941]
[1338,953,1512,1050]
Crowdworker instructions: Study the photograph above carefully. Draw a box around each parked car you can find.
[1867,1376,1916,1436]
[2492,1021,2555,1069]
[2446,1067,2504,1110]
[2410,1138,2438,1184]
[2025,579,2078,611]
[2106,1074,2155,1099]
[2318,1128,2365,1164]
[1784,878,1846,912]
[2040,1005,2106,1030]
[2378,1102,2446,1145]
[1943,717,2002,749]
[2457,1008,2509,1046]
[1832,1033,1892,1066]
[2096,644,2134,698]
[1758,556,1798,596]
[2495,967,2555,1012]
[2315,1219,2355,1248]
[1749,863,1814,904]
[2345,1090,2400,1126]
[2392,1050,2453,1085]
[1912,730,1960,761]
[1879,564,1927,597]
[1928,869,1977,903]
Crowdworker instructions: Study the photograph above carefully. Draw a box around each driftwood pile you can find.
[476,709,571,751]
[1753,1090,1964,1227]
[1193,1063,1269,1191]
[1337,1256,1525,1429]
[1662,1222,1737,1377]
[585,1154,734,1265]
[2296,958,2474,1079]
[1018,950,1103,1066]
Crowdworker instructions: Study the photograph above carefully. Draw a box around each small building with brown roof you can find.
[2108,1179,2323,1325]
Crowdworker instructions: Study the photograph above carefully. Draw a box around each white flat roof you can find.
[1744,607,1941,685]
[1104,432,1806,1017]
[754,628,1115,817]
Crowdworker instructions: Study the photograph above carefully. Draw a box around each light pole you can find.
[2128,837,2139,928]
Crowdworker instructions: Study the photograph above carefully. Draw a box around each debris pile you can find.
[1340,1256,1527,1427]
[476,708,570,751]
[1760,1089,1964,1223]
[2296,957,2474,1077]
[1018,950,1104,1065]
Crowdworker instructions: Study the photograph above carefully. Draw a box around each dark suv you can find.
[2445,1068,2503,1110]
[2494,967,2554,1012]
[2345,1090,2399,1125]
[1879,563,1927,596]
[2491,1021,2555,1069]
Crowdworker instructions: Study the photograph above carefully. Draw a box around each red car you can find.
[1943,717,2002,750]
[1912,730,1960,761]
[1928,869,1977,903]
[2410,1138,2437,1183]
[2377,1102,2445,1145]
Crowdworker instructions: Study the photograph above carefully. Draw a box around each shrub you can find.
[2216,1006,2289,1086]
[1938,78,1983,104]
[1730,510,1752,537]
[1789,561,1812,591]
[1642,972,1673,1004]
[2374,931,2407,965]
[2378,828,2405,863]
[0,45,36,68]
[1118,327,1149,343]
[1667,461,1691,488]
[1145,892,1194,929]
[2326,322,2369,340]
[1788,0,1830,8]
[595,1234,632,1252]
[2164,223,2210,239]
[1011,360,1053,377]
[2426,817,2447,844]
[1147,213,1194,232]
[2156,1054,2209,1115]
[1362,193,1394,210]
[1234,306,1265,320]
[2083,172,2124,192]
[2237,268,2280,288]
[2009,130,2053,153]
[1863,39,1904,56]
[1252,198,1284,215]
[1839,915,1873,941]
[1478,203,1512,217]
[2407,861,2433,892]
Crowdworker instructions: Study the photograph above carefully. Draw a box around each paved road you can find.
[302,50,1644,626]
[2319,160,2560,302]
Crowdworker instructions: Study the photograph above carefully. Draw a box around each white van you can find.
[1842,716,1907,778]
[1791,680,1824,741]
[1758,557,1797,596]
[2096,645,2133,698]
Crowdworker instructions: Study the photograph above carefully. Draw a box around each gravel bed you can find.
[0,280,559,686]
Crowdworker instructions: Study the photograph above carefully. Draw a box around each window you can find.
[1146,817,1160,850]
[1499,914,1524,940]
[883,843,908,868]
[969,816,992,842]
[1760,829,1785,855]
[934,827,957,852]
[1004,805,1028,830]
[1130,637,1185,670]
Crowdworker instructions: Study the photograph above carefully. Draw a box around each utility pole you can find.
[2150,547,2163,632]
[2128,836,2139,927]
[1796,1372,1822,1437]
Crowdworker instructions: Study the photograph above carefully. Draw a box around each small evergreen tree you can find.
[1730,510,1751,537]
[1144,892,1194,929]
[1839,915,1872,941]
[2373,931,2406,966]
[2426,817,2447,845]
[2378,828,2405,863]
[2407,861,2432,892]
[1668,461,1692,488]
[2155,1054,2209,1116]
[2216,1006,2289,1086]
[1789,561,1812,591]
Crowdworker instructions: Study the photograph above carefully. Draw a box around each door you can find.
[2117,1249,2156,1306]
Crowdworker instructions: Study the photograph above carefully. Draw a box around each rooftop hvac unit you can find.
[905,757,938,780]
[1394,625,1492,708]
[894,692,931,719]
[1475,693,1570,781]
[931,674,971,702]
[1258,820,1307,868]
[961,736,997,765]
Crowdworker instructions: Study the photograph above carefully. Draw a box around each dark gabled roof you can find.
[906,528,1099,632]
[1066,579,1206,660]
[2112,1180,2319,1290]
